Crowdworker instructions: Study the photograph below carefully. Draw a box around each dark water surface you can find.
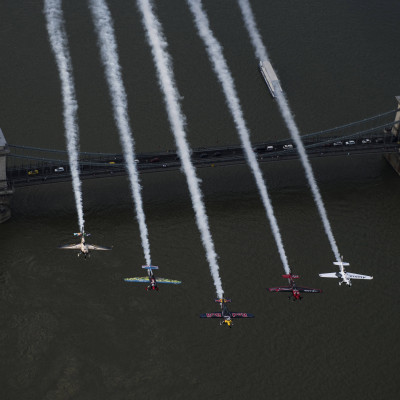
[1,1,400,399]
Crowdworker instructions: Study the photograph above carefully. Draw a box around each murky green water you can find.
[1,1,400,399]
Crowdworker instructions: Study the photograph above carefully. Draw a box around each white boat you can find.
[258,60,282,98]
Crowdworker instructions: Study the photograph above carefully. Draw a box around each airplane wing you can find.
[346,273,373,280]
[319,273,340,278]
[296,287,322,293]
[156,278,182,285]
[230,313,255,318]
[59,244,81,250]
[124,277,149,283]
[267,286,292,292]
[200,313,222,318]
[86,244,112,251]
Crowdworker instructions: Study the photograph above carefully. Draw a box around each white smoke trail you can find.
[88,0,151,266]
[274,90,341,261]
[44,0,85,232]
[237,0,268,62]
[237,0,341,262]
[136,0,223,297]
[187,0,290,274]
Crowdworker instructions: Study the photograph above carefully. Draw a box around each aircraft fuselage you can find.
[338,267,351,286]
[78,237,89,257]
[146,270,159,291]
[287,278,302,300]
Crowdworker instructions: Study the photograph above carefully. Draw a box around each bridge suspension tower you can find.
[0,128,14,223]
[384,96,400,175]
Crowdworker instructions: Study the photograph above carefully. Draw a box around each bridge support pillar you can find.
[384,152,400,176]
[391,96,400,137]
[0,128,14,223]
[384,97,400,175]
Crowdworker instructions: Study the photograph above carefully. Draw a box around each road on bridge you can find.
[6,132,399,187]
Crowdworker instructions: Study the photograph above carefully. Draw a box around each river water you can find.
[1,1,400,399]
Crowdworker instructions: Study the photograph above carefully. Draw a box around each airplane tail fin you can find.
[334,255,349,266]
[215,298,231,303]
[142,265,159,270]
[282,274,299,279]
[333,261,349,266]
[74,232,91,237]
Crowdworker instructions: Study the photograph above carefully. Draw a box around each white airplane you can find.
[59,232,112,259]
[319,256,373,286]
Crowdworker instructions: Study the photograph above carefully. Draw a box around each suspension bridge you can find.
[1,100,400,222]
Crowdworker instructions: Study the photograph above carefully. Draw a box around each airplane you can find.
[267,273,322,301]
[124,265,182,291]
[200,298,255,327]
[319,256,373,286]
[59,232,112,258]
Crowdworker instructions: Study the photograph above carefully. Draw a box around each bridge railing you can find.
[302,120,398,149]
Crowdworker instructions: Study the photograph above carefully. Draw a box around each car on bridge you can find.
[27,169,39,176]
[333,141,343,146]
[283,144,293,150]
[267,146,275,151]
[345,140,355,146]
[361,139,371,144]
[54,167,65,172]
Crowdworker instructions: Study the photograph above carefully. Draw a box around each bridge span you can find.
[1,101,400,222]
[5,132,400,188]
[5,107,400,188]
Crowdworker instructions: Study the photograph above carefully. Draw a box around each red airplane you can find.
[200,298,255,327]
[267,273,322,301]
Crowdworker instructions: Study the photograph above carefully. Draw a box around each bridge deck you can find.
[6,133,399,187]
